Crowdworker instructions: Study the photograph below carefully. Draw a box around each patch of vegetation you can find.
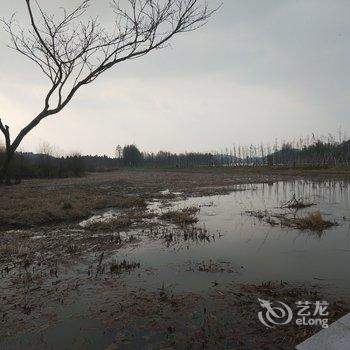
[246,209,337,232]
[0,187,147,229]
[284,211,336,231]
[187,260,236,273]
[160,226,212,246]
[160,207,199,226]
[84,208,156,232]
[86,217,132,231]
[110,259,140,274]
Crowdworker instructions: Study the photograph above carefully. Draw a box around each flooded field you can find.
[153,180,350,294]
[1,178,350,349]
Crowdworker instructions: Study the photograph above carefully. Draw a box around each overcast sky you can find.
[0,0,349,156]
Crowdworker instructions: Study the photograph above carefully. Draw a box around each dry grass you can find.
[160,207,199,226]
[85,217,132,231]
[287,211,336,231]
[0,168,347,229]
[83,209,156,232]
[247,210,337,232]
[0,183,146,229]
[0,168,291,229]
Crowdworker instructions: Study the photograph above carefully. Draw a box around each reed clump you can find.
[160,207,199,226]
[110,259,140,274]
[287,211,335,231]
[246,209,337,232]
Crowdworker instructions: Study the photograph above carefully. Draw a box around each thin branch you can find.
[1,0,216,155]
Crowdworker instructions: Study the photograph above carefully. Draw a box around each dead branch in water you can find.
[246,209,337,232]
[281,194,315,209]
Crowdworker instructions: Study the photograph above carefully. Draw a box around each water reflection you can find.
[126,179,350,295]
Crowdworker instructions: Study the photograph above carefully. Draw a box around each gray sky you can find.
[0,0,349,156]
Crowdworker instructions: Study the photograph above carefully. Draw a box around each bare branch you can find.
[1,0,216,164]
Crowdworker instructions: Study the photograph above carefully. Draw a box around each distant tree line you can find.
[142,151,216,167]
[0,148,85,181]
[227,135,350,167]
[1,132,350,181]
[117,137,350,168]
[119,136,350,168]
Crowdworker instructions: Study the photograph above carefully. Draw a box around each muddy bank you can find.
[2,268,348,350]
[91,281,348,349]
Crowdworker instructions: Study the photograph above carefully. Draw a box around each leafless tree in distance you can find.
[0,0,215,183]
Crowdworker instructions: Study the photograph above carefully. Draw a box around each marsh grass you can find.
[160,207,199,226]
[110,259,140,274]
[85,217,132,231]
[193,260,236,273]
[0,186,146,229]
[84,209,156,231]
[247,210,337,232]
[285,211,336,231]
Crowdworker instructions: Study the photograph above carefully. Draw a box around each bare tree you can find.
[0,0,214,183]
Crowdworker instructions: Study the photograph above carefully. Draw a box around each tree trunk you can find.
[0,111,48,185]
[0,146,15,185]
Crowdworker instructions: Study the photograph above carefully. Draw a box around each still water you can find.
[2,179,350,349]
[121,179,350,295]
